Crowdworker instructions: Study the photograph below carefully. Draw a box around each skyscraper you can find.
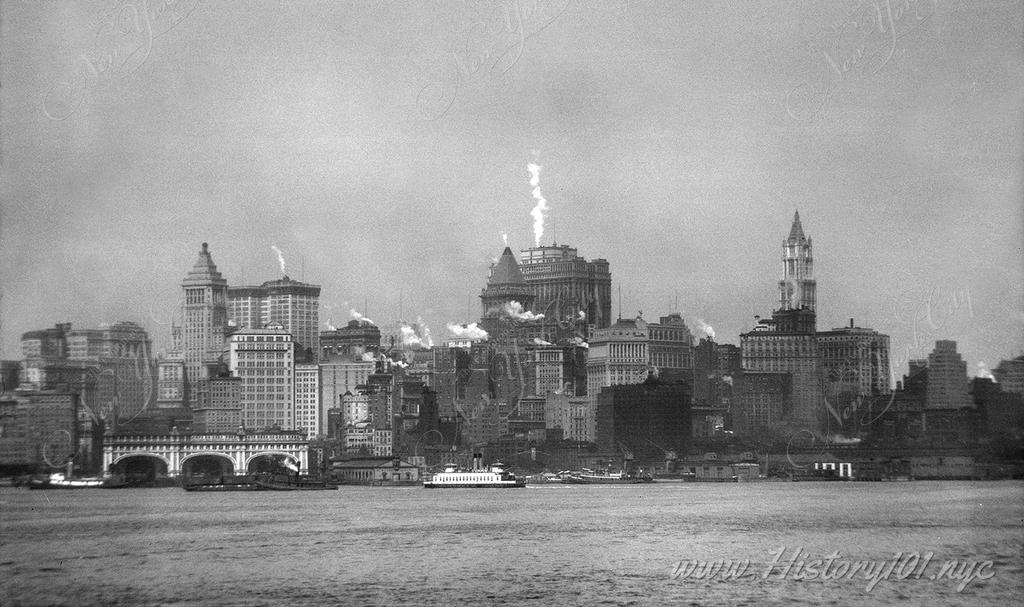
[228,276,321,363]
[480,246,536,337]
[66,321,154,420]
[778,211,816,312]
[817,319,891,433]
[741,212,823,431]
[925,340,973,410]
[180,243,229,388]
[519,244,612,332]
[228,325,295,431]
[740,308,821,429]
[586,317,651,400]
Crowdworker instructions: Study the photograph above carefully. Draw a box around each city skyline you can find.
[1,2,1021,379]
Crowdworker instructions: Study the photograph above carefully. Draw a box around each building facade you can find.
[294,363,321,438]
[320,320,381,361]
[228,326,295,431]
[741,308,822,429]
[925,340,974,410]
[228,277,321,363]
[180,243,229,389]
[647,313,694,380]
[191,376,242,433]
[586,317,651,400]
[518,244,612,333]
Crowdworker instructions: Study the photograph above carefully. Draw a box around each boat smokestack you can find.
[473,452,483,470]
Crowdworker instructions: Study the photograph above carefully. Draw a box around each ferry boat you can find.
[423,462,525,488]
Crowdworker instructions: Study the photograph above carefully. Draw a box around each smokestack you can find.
[850,318,854,328]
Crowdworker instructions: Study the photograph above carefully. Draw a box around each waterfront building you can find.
[595,377,691,464]
[228,277,321,363]
[191,375,242,433]
[180,243,230,389]
[228,326,295,431]
[518,244,612,333]
[294,363,321,438]
[0,391,79,470]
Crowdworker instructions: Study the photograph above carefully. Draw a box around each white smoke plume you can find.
[532,338,552,346]
[505,301,545,322]
[568,336,589,348]
[447,322,489,340]
[695,318,716,340]
[280,457,299,472]
[722,375,734,386]
[361,352,377,362]
[271,245,287,275]
[350,309,376,326]
[578,310,586,321]
[401,317,434,349]
[502,233,509,247]
[527,163,549,247]
[975,361,997,381]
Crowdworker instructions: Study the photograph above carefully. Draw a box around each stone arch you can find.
[180,452,237,477]
[110,452,171,469]
[244,451,300,473]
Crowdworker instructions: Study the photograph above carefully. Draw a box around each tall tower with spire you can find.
[181,243,229,389]
[778,211,816,312]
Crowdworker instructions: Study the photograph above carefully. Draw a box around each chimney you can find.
[849,318,854,328]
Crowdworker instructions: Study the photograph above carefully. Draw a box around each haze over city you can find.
[1,1,1021,377]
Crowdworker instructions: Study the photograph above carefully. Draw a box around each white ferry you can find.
[423,462,526,489]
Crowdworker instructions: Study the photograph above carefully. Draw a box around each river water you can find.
[1,481,1021,606]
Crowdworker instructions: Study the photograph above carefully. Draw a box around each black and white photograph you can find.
[1,1,1022,605]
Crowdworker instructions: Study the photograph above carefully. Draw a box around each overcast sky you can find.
[2,0,1021,379]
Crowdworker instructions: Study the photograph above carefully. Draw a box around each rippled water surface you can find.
[1,482,1021,606]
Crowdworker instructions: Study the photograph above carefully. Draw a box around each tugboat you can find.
[28,472,106,489]
[561,443,655,484]
[423,457,525,488]
[254,472,338,491]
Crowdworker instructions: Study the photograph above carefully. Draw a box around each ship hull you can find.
[561,475,654,485]
[423,481,525,488]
